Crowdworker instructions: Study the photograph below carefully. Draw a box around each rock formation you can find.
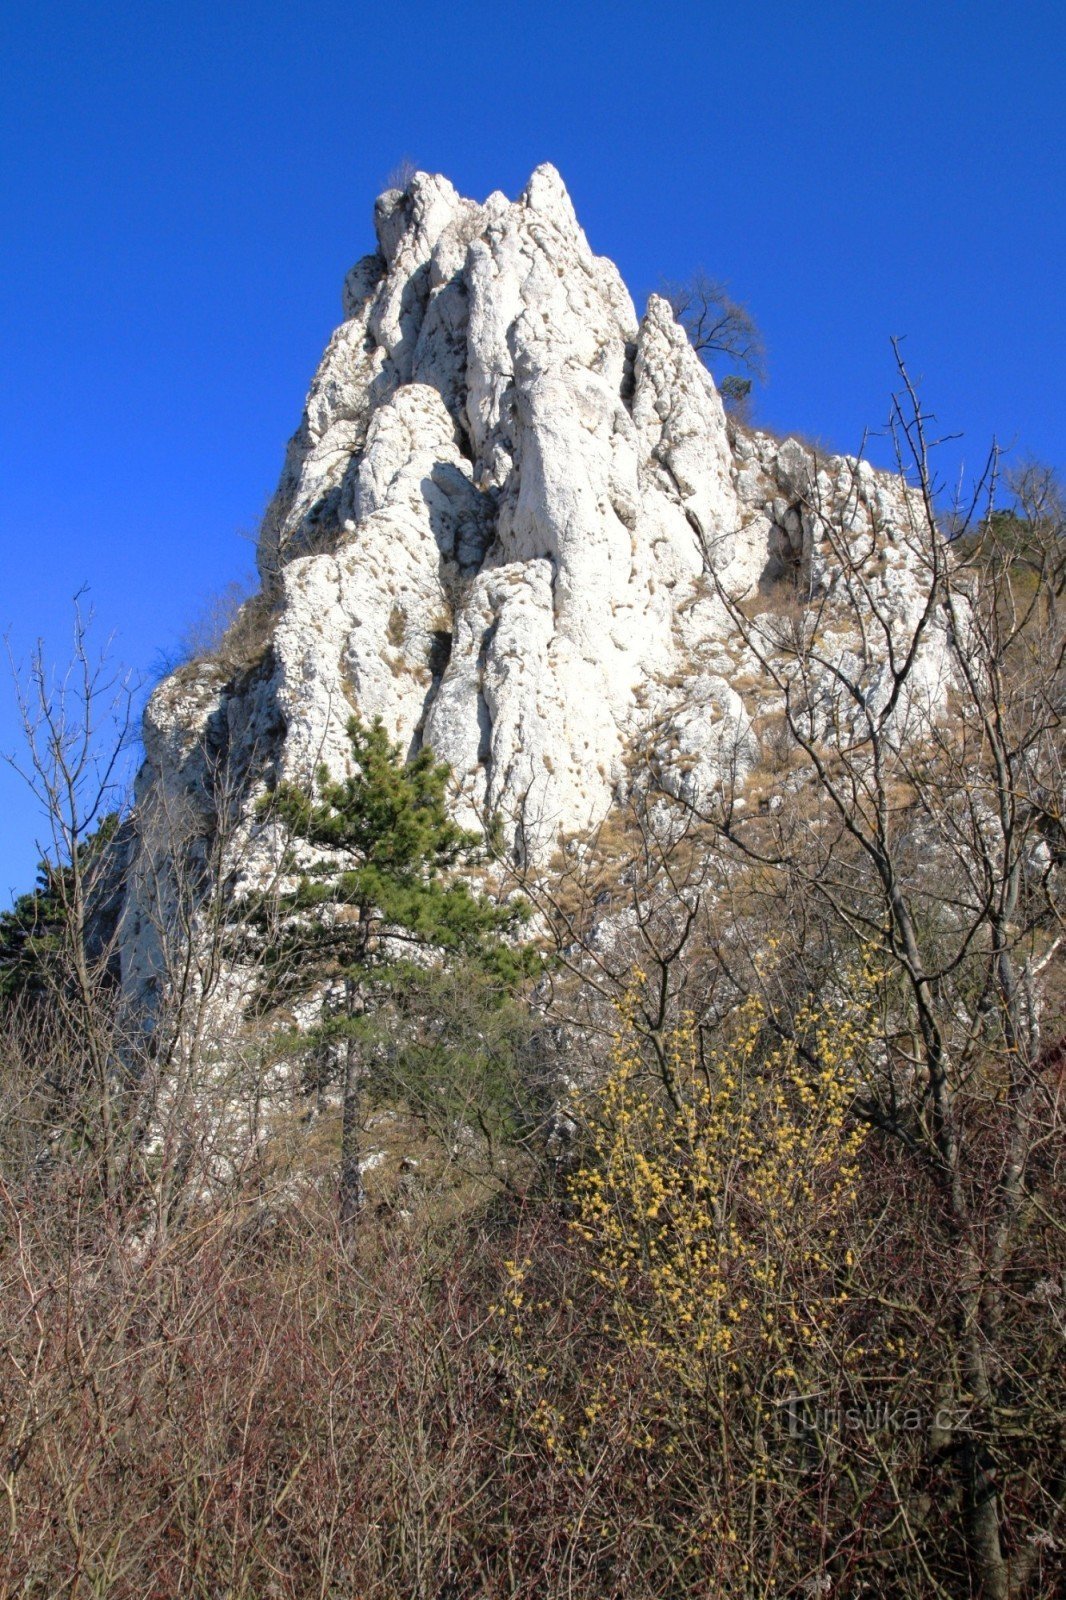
[120,165,950,1014]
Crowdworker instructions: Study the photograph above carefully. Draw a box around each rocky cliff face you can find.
[121,165,948,1013]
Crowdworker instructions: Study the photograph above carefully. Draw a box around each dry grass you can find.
[172,579,279,677]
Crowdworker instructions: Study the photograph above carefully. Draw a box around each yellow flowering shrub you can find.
[494,969,890,1587]
[570,982,868,1397]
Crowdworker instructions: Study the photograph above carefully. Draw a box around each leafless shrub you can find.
[385,156,418,191]
[169,577,277,676]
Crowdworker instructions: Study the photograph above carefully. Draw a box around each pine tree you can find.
[0,865,67,1006]
[252,715,530,1236]
[0,813,120,1009]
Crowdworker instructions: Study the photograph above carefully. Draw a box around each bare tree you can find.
[3,600,135,1199]
[657,349,1066,1597]
[1,598,305,1239]
[663,267,766,412]
[1002,458,1066,627]
[496,354,1065,1595]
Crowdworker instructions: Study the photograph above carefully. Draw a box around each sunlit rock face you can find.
[119,165,949,1009]
[252,164,754,848]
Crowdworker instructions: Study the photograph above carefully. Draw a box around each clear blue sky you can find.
[1,0,1063,899]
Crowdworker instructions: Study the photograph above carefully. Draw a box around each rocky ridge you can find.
[121,165,949,1012]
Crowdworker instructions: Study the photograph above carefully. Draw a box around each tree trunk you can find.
[338,982,364,1249]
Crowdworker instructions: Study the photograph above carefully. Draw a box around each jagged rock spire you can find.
[251,164,754,852]
[123,167,945,1011]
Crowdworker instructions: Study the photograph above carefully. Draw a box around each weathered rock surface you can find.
[118,165,951,1010]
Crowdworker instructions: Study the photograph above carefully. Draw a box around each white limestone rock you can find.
[119,163,957,1008]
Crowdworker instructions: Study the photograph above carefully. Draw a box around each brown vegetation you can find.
[1,364,1064,1597]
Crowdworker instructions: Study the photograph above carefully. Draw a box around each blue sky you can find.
[1,0,1063,899]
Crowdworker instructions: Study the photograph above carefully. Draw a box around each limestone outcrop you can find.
[119,165,950,1011]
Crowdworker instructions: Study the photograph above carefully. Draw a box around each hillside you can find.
[1,167,1063,1600]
